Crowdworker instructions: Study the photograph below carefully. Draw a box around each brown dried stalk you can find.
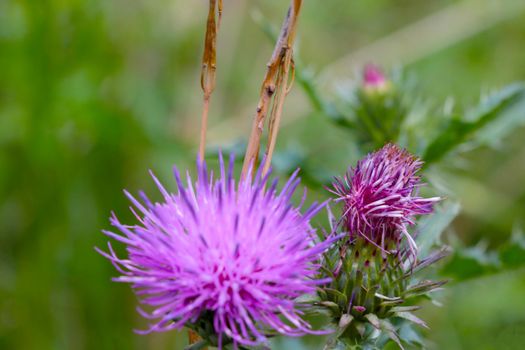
[198,0,222,161]
[242,0,303,177]
[263,52,296,175]
[191,2,222,346]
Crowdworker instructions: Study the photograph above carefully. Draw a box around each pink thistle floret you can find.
[97,154,335,348]
[330,144,440,257]
[363,64,387,88]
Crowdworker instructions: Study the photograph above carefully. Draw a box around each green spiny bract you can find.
[316,237,447,349]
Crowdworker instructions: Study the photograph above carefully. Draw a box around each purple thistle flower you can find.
[97,154,334,348]
[330,144,440,257]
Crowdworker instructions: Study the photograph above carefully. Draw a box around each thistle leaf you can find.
[324,315,355,350]
[380,319,405,350]
[398,323,424,347]
[499,229,525,268]
[423,83,525,164]
[440,243,499,280]
[473,94,525,148]
[441,230,525,281]
[416,201,460,258]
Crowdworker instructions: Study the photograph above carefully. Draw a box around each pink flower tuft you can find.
[330,144,440,257]
[363,64,387,88]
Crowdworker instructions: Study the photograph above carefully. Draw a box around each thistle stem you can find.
[192,2,220,345]
[242,0,303,177]
[199,0,219,161]
[199,96,211,161]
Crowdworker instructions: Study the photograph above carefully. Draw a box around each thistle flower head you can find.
[97,154,333,348]
[330,144,439,256]
[362,64,390,93]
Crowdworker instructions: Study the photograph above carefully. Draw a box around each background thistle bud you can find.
[317,144,447,349]
[338,65,410,149]
[363,64,391,94]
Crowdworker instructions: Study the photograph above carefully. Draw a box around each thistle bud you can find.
[363,64,391,94]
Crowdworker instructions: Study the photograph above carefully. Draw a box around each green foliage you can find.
[441,228,525,281]
[416,201,460,257]
[296,62,525,169]
[423,84,525,164]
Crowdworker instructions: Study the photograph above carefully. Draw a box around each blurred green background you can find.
[1,0,525,349]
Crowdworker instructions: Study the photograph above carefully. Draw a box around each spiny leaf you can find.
[398,322,424,347]
[441,229,525,281]
[472,92,525,148]
[380,319,405,350]
[423,83,525,164]
[440,243,499,280]
[464,83,525,122]
[499,228,525,268]
[416,201,460,257]
[325,315,355,350]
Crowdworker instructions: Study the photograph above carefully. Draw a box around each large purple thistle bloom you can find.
[330,144,440,257]
[97,154,334,348]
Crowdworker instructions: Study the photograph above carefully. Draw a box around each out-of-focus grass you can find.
[1,0,524,349]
